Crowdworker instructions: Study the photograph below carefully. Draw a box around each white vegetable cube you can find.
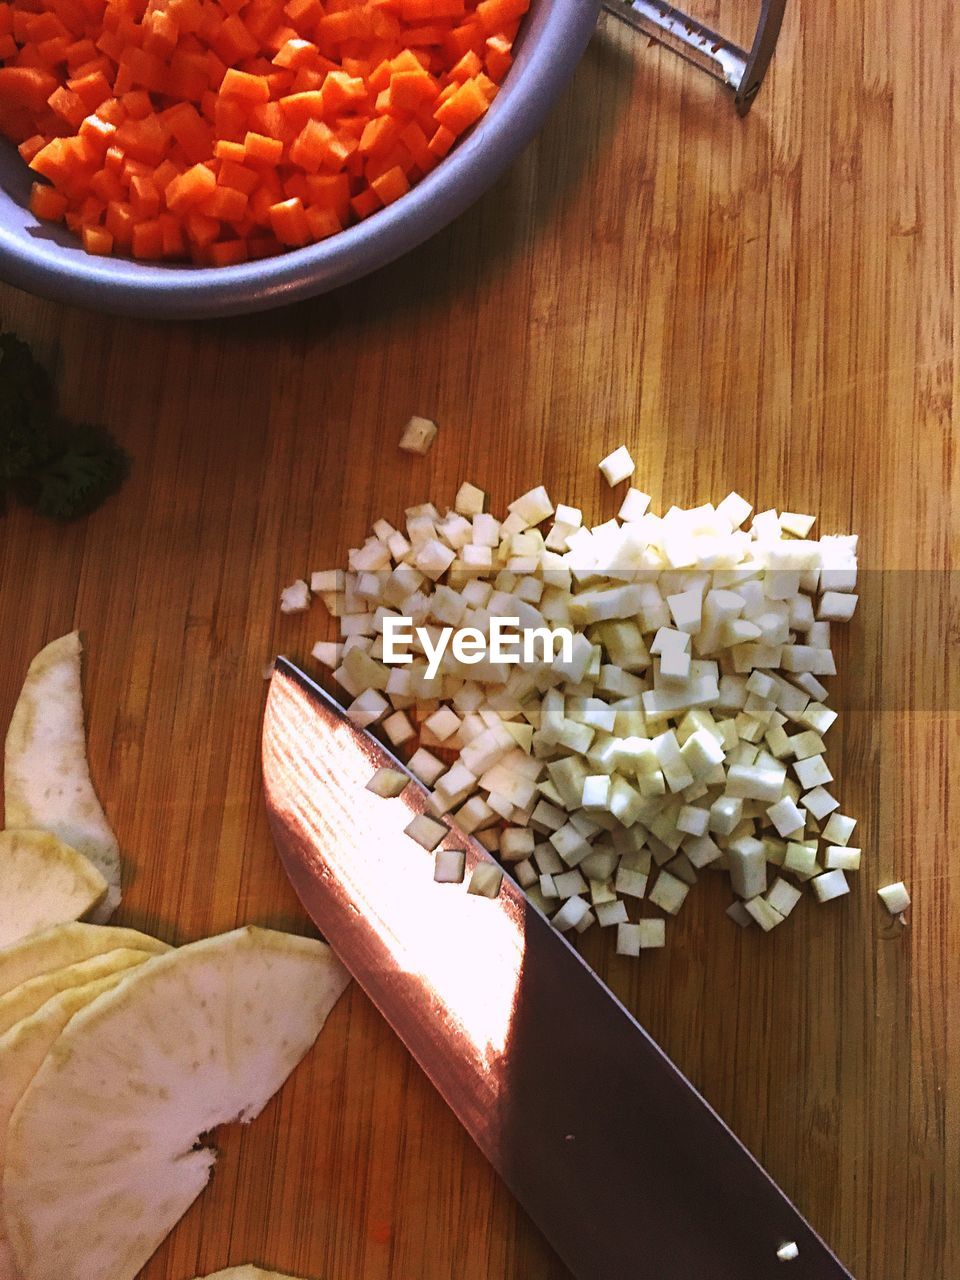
[515,859,538,888]
[434,848,466,884]
[878,881,911,914]
[715,491,752,529]
[709,794,743,836]
[454,482,485,517]
[824,847,861,871]
[766,796,806,838]
[468,863,504,898]
[679,728,726,781]
[280,579,311,613]
[659,647,691,680]
[649,870,689,915]
[667,588,703,634]
[793,754,833,790]
[414,538,456,578]
[743,896,783,932]
[684,833,722,868]
[822,813,857,846]
[615,866,648,899]
[766,877,802,918]
[596,900,629,928]
[616,922,642,956]
[811,869,849,903]
[784,841,819,881]
[818,591,858,621]
[800,786,840,820]
[550,823,592,867]
[580,774,611,812]
[472,512,500,546]
[500,828,535,862]
[408,747,445,787]
[311,640,342,669]
[638,919,666,948]
[779,512,816,538]
[776,1241,800,1262]
[423,705,461,742]
[509,485,554,526]
[677,805,709,837]
[404,813,448,852]
[727,837,767,900]
[539,873,559,899]
[365,767,408,799]
[310,568,344,594]
[801,702,838,735]
[618,487,651,521]
[652,730,695,793]
[598,445,636,487]
[346,688,389,728]
[398,415,438,455]
[725,762,787,804]
[554,869,588,899]
[553,896,590,932]
[382,710,416,747]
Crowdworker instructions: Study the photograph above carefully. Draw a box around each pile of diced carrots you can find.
[0,0,528,263]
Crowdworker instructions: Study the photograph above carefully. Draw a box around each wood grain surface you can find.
[0,2,956,1277]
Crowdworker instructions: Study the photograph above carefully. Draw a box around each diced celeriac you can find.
[399,415,438,455]
[280,580,311,613]
[286,466,872,952]
[878,881,911,914]
[365,767,408,798]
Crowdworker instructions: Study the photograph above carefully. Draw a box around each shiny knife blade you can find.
[262,657,855,1280]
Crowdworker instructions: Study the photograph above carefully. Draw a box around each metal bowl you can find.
[0,0,599,318]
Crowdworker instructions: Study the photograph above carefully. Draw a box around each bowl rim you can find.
[0,0,599,319]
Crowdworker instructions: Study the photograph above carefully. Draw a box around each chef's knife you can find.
[262,657,854,1280]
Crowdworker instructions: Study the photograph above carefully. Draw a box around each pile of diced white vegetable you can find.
[280,443,891,955]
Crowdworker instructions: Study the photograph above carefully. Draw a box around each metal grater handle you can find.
[600,0,787,114]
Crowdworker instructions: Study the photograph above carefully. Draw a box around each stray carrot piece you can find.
[82,223,113,254]
[220,67,271,102]
[29,180,69,221]
[268,194,309,245]
[243,129,283,164]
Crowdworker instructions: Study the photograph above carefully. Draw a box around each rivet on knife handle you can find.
[601,0,788,114]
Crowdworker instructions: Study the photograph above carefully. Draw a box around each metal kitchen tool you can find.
[603,0,787,114]
[262,658,854,1280]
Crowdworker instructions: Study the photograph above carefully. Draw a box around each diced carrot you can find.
[185,209,219,245]
[268,194,309,245]
[131,216,163,257]
[82,223,112,253]
[243,129,283,164]
[220,66,271,101]
[349,186,380,218]
[130,172,160,216]
[164,160,216,213]
[427,122,454,156]
[17,132,45,162]
[29,179,68,220]
[206,237,247,265]
[305,202,339,240]
[432,75,486,133]
[104,198,134,246]
[214,138,247,162]
[1,63,58,110]
[370,162,408,204]
[201,182,247,220]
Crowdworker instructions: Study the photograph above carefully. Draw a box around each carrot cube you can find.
[29,181,69,221]
[82,224,113,254]
[268,195,309,245]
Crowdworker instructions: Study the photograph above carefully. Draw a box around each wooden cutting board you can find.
[0,3,955,1277]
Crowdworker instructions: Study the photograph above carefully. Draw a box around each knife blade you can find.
[262,657,855,1280]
